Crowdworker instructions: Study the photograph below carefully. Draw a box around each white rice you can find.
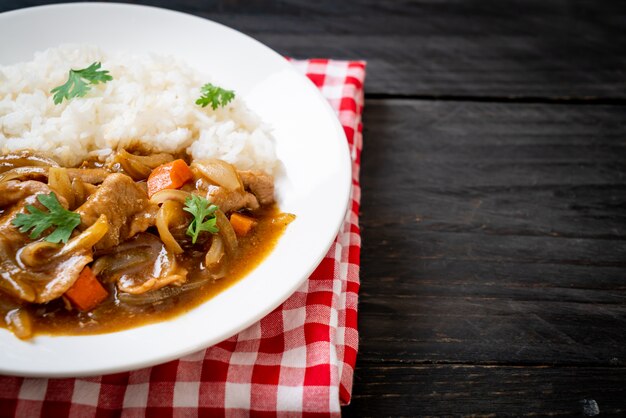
[0,45,277,173]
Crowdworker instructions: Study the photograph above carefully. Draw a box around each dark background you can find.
[3,1,626,416]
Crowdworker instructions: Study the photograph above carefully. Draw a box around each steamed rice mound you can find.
[0,45,277,173]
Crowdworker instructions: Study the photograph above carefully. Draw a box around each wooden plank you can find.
[342,365,626,417]
[2,0,625,98]
[202,0,626,98]
[361,100,626,242]
[358,296,626,365]
[357,100,626,366]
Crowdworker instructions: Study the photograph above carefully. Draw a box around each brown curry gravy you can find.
[0,206,294,337]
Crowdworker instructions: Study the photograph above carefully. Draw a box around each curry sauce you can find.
[0,206,293,337]
[0,151,294,339]
[0,207,293,335]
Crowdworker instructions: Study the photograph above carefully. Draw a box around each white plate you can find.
[0,3,351,377]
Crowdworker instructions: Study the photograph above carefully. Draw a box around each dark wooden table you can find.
[4,1,626,416]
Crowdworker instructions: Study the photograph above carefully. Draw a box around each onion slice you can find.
[57,214,109,257]
[118,283,182,305]
[116,149,174,180]
[150,189,191,205]
[71,177,96,208]
[18,215,109,267]
[0,166,102,185]
[17,241,62,267]
[191,159,243,191]
[117,277,211,305]
[0,167,48,184]
[156,200,184,255]
[48,167,74,209]
[205,235,224,267]
[215,210,238,254]
[4,309,33,340]
[91,233,164,281]
[0,152,59,173]
[92,250,153,280]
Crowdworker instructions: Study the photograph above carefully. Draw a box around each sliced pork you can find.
[76,173,158,250]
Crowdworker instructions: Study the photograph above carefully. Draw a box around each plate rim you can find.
[0,2,352,377]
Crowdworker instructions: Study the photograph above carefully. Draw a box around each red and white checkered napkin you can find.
[0,59,366,418]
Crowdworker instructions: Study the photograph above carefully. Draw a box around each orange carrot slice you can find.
[230,213,256,237]
[64,266,108,311]
[147,159,194,197]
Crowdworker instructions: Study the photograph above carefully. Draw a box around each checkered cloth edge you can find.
[0,58,366,418]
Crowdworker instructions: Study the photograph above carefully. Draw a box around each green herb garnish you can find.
[183,194,219,244]
[195,83,235,110]
[12,192,81,243]
[50,62,113,104]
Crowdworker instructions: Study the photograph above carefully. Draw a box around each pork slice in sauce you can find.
[0,180,66,208]
[0,182,92,303]
[95,233,187,295]
[206,185,259,213]
[239,170,275,205]
[1,234,92,304]
[76,173,158,250]
[0,207,36,302]
[128,204,159,238]
[30,253,93,303]
[66,168,110,184]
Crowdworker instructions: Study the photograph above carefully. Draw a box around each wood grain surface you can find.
[352,100,626,415]
[2,0,625,416]
[349,365,626,416]
[4,0,626,98]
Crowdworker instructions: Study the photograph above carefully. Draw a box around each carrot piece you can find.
[64,266,108,311]
[230,213,256,237]
[147,159,194,197]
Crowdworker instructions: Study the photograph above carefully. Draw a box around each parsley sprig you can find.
[50,62,113,104]
[195,83,235,110]
[183,194,219,244]
[12,193,81,243]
